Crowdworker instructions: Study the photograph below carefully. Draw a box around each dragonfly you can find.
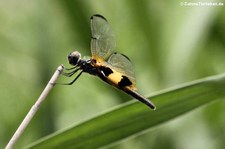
[63,14,156,110]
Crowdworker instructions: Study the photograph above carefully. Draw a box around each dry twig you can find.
[5,65,64,149]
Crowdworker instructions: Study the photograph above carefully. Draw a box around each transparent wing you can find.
[90,14,116,60]
[107,52,136,85]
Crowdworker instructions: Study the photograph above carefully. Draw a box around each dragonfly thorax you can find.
[68,51,81,66]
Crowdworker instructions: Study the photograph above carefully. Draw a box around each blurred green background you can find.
[1,0,225,148]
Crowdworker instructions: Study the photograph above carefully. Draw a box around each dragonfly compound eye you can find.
[68,51,81,66]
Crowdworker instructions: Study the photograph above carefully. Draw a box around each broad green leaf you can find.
[26,73,225,149]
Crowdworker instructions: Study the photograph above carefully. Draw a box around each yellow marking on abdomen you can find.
[107,70,123,85]
[106,70,137,90]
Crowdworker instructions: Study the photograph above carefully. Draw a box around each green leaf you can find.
[26,73,225,149]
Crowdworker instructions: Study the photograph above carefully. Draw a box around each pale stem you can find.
[5,65,64,149]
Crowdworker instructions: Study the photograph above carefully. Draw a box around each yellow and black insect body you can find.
[64,14,156,110]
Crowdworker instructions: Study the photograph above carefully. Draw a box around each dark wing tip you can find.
[91,14,108,22]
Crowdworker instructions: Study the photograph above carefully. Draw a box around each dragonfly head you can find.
[68,51,81,66]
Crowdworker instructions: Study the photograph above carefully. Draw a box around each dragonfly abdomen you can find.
[122,88,156,110]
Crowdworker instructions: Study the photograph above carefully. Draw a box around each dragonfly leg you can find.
[65,71,83,85]
[56,71,83,86]
[62,68,80,77]
[64,66,77,70]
